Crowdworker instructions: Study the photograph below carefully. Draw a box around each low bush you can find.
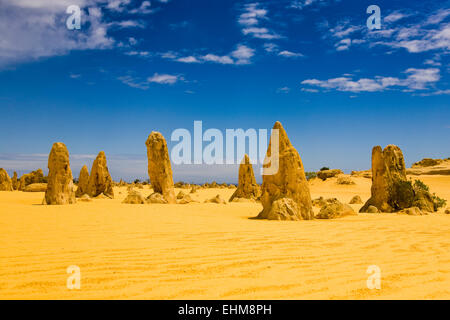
[305,172,317,180]
[414,179,446,210]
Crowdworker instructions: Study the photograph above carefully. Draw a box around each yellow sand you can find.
[0,175,449,300]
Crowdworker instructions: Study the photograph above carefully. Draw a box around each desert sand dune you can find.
[1,175,449,300]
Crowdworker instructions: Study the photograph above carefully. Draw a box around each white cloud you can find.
[124,51,150,57]
[118,72,183,89]
[290,0,323,10]
[301,68,440,93]
[320,20,366,51]
[0,0,165,68]
[264,43,279,53]
[129,1,153,14]
[11,0,86,9]
[277,87,290,94]
[147,73,182,84]
[111,20,145,28]
[335,38,351,51]
[384,11,411,24]
[161,51,235,65]
[238,3,267,26]
[201,54,234,65]
[231,44,255,64]
[323,19,362,39]
[424,59,442,66]
[332,25,361,38]
[252,33,281,40]
[278,50,304,58]
[332,38,365,51]
[302,77,389,92]
[301,88,319,93]
[242,27,280,39]
[0,1,114,68]
[403,68,440,90]
[128,37,138,45]
[425,8,450,25]
[242,27,269,35]
[419,89,450,96]
[378,23,450,53]
[238,3,280,40]
[117,75,149,90]
[434,89,450,95]
[372,9,450,53]
[395,27,421,40]
[161,45,255,65]
[107,0,131,12]
[264,43,305,58]
[161,51,178,59]
[176,56,201,63]
[322,8,450,56]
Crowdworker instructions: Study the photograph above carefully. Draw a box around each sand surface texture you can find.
[1,176,449,299]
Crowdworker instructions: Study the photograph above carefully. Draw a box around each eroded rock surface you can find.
[24,183,47,192]
[349,195,363,204]
[75,165,89,198]
[360,145,439,214]
[87,152,114,199]
[123,190,146,204]
[316,198,356,219]
[205,194,227,204]
[11,171,18,190]
[0,168,13,191]
[257,122,313,220]
[229,154,260,202]
[44,142,76,205]
[360,145,414,213]
[146,132,175,204]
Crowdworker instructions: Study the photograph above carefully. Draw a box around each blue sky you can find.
[0,0,449,183]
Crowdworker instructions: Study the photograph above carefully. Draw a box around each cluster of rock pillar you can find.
[1,123,440,215]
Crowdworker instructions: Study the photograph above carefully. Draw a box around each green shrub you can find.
[413,179,429,192]
[320,167,330,171]
[414,179,446,210]
[305,172,317,180]
[391,180,414,209]
[432,194,447,210]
